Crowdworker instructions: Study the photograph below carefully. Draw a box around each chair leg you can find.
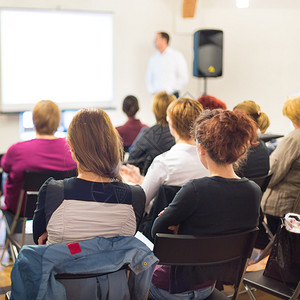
[0,239,10,266]
[233,258,250,300]
[290,280,300,300]
[244,284,257,300]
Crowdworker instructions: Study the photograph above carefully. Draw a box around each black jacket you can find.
[127,124,175,175]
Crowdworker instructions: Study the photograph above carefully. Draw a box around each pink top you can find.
[116,118,147,147]
[1,138,77,214]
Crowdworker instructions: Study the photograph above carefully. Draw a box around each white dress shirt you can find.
[146,47,189,95]
[142,143,209,209]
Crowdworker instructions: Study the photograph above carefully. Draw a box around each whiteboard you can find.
[0,8,113,112]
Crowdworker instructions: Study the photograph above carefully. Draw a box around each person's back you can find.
[127,92,175,175]
[237,138,270,178]
[116,95,147,150]
[0,100,76,214]
[34,177,144,244]
[1,138,76,214]
[262,96,300,234]
[165,177,260,236]
[150,109,261,299]
[127,124,174,174]
[33,108,145,245]
[234,100,270,178]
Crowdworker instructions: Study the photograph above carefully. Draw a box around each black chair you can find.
[243,270,300,300]
[139,185,181,242]
[260,133,284,143]
[0,153,4,196]
[249,172,273,194]
[153,228,259,300]
[0,168,77,264]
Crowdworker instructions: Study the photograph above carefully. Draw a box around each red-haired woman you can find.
[197,94,227,110]
[149,109,261,300]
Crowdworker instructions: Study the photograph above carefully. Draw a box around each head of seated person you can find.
[234,100,270,134]
[233,100,271,178]
[68,108,123,181]
[0,100,76,215]
[282,95,300,129]
[33,100,61,138]
[167,97,203,143]
[197,94,227,110]
[117,95,148,152]
[122,95,139,119]
[194,109,258,168]
[152,92,176,126]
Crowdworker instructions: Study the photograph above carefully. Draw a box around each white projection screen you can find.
[0,8,113,112]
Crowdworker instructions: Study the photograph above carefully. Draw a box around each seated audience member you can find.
[150,109,261,299]
[33,108,145,245]
[0,100,76,216]
[116,95,147,152]
[262,96,300,235]
[127,92,176,175]
[197,94,227,110]
[234,100,270,178]
[122,98,209,212]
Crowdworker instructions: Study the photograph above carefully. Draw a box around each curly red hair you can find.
[194,109,257,164]
[197,95,227,110]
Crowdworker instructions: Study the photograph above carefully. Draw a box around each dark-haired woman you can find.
[149,110,261,300]
[116,95,147,152]
[33,108,145,245]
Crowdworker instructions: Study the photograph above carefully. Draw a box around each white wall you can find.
[0,0,299,152]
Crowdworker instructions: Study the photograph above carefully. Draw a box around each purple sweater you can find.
[1,138,76,214]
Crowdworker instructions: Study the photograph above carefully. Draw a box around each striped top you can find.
[33,177,145,244]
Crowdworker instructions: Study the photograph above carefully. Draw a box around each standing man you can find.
[146,32,189,98]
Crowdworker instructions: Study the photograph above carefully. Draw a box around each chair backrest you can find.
[249,172,273,194]
[0,153,4,196]
[22,168,77,191]
[139,185,181,242]
[21,168,77,218]
[154,228,259,299]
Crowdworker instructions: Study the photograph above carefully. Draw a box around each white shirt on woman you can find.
[142,143,209,210]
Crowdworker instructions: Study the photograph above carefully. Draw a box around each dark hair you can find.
[197,94,227,110]
[194,109,257,164]
[67,108,123,180]
[159,32,170,44]
[122,95,139,118]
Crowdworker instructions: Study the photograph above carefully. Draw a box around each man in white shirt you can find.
[146,32,189,98]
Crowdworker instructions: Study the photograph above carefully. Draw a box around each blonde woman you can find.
[127,91,175,175]
[33,108,145,245]
[262,96,300,234]
[234,100,270,178]
[1,100,76,215]
[122,98,209,212]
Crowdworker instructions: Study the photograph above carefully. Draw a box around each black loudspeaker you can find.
[193,29,223,78]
